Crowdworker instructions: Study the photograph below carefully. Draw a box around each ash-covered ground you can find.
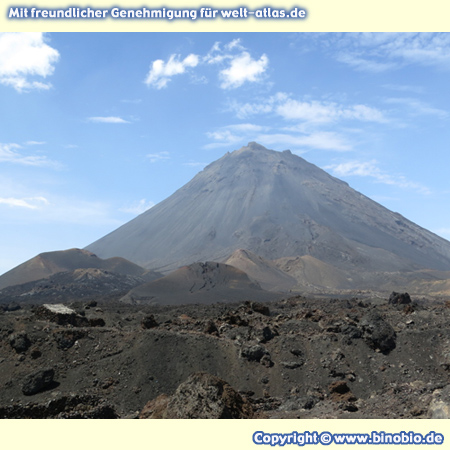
[0,294,449,419]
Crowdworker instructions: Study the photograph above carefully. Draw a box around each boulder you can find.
[22,368,55,396]
[9,331,31,353]
[34,304,88,327]
[141,314,158,329]
[360,310,396,354]
[140,372,253,419]
[388,292,412,305]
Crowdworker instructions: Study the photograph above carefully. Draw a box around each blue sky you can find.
[1,32,450,275]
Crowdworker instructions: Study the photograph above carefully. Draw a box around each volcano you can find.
[86,142,450,283]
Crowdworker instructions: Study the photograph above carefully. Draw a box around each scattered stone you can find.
[9,331,31,353]
[141,314,158,329]
[389,292,411,305]
[253,325,278,343]
[53,329,86,350]
[260,354,274,367]
[249,302,270,316]
[360,310,396,354]
[22,368,55,396]
[281,361,303,369]
[89,317,106,327]
[203,320,218,335]
[329,381,357,403]
[428,385,450,419]
[222,313,248,327]
[240,344,269,362]
[2,303,21,312]
[30,348,42,359]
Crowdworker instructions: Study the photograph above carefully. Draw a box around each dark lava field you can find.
[1,293,449,419]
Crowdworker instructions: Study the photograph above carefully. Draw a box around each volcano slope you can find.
[86,143,450,287]
[0,294,449,418]
[0,248,159,290]
[120,261,282,305]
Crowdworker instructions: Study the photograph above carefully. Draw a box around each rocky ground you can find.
[0,293,449,418]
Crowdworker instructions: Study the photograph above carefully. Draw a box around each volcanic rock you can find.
[388,291,412,305]
[34,304,88,327]
[9,331,31,353]
[140,372,254,419]
[360,310,397,354]
[22,368,55,396]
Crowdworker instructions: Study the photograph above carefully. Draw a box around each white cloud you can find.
[0,142,57,167]
[88,116,130,124]
[384,97,448,119]
[145,53,199,89]
[144,40,269,90]
[0,32,59,92]
[258,132,352,151]
[330,33,450,72]
[325,160,431,194]
[277,99,386,123]
[0,196,49,209]
[146,151,170,163]
[228,93,386,125]
[120,198,155,215]
[219,52,269,89]
[25,141,46,146]
[205,124,267,149]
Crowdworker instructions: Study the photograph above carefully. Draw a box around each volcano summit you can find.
[86,142,450,288]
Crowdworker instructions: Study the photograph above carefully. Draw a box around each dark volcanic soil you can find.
[0,295,449,418]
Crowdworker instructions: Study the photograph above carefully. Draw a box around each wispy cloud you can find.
[228,92,386,125]
[329,33,450,73]
[258,132,352,151]
[87,116,130,124]
[0,142,58,167]
[383,97,448,119]
[0,196,49,209]
[146,151,170,163]
[0,32,59,92]
[325,160,431,194]
[145,53,199,89]
[120,198,155,215]
[276,99,386,124]
[25,140,46,146]
[205,124,267,149]
[205,123,352,152]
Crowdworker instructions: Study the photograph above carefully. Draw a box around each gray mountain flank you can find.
[86,142,450,280]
